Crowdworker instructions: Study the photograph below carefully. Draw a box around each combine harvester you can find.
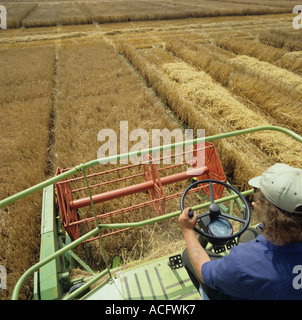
[1,126,301,300]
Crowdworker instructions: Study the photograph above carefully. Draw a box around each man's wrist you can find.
[183,229,197,243]
[183,228,195,236]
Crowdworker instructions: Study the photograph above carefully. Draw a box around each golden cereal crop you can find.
[0,6,302,299]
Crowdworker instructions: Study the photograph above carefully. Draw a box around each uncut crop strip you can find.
[52,38,180,168]
[165,38,302,135]
[120,43,302,188]
[51,37,186,269]
[0,46,55,300]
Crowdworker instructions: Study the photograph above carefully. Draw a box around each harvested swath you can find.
[0,46,55,300]
[53,40,179,165]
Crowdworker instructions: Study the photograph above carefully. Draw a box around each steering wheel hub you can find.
[208,217,233,237]
[209,203,221,217]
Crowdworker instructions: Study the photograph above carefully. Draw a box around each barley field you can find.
[0,1,302,299]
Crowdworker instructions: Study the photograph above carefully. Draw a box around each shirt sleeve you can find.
[201,247,248,298]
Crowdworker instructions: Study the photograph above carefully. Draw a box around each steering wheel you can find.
[180,179,251,246]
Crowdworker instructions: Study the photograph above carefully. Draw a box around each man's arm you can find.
[179,208,211,283]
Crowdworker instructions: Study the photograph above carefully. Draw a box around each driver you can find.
[179,163,302,300]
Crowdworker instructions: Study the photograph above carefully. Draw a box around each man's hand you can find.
[179,207,210,283]
[178,207,198,233]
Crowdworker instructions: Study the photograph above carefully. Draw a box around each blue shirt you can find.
[201,235,302,300]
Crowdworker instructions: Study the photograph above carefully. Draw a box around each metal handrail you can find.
[6,126,302,299]
[1,125,301,209]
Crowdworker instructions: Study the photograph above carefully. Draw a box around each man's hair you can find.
[253,190,302,246]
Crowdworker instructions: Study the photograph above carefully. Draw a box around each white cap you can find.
[248,163,302,214]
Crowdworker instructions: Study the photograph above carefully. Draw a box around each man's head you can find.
[249,163,302,215]
[249,164,302,245]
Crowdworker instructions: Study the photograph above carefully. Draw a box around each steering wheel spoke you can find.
[219,212,246,224]
[197,211,210,218]
[209,181,215,203]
